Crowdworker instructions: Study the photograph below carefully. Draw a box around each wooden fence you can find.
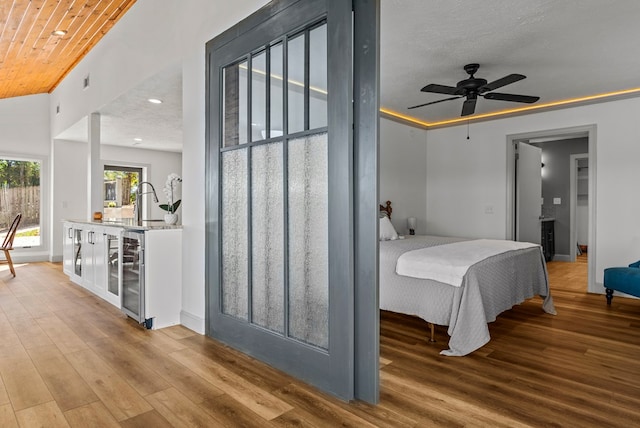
[0,186,39,230]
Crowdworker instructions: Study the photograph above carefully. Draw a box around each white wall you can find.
[425,96,640,291]
[52,140,88,262]
[0,94,50,155]
[0,94,50,261]
[50,141,182,261]
[51,0,270,333]
[380,118,428,234]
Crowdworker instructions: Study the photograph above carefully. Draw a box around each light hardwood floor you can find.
[0,259,638,427]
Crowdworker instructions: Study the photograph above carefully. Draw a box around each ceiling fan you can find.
[408,63,540,116]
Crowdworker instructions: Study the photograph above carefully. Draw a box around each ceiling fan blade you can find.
[420,83,459,95]
[408,96,461,109]
[483,92,540,103]
[461,98,477,116]
[479,74,526,92]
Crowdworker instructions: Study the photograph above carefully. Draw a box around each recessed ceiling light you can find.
[133,138,142,144]
[148,98,163,104]
[52,30,67,36]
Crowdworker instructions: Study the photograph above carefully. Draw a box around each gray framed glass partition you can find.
[206,0,379,402]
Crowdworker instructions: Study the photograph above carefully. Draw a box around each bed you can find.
[379,201,556,356]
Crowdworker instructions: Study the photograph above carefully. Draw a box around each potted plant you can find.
[159,173,182,224]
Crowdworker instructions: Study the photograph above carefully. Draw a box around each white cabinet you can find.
[82,227,107,297]
[145,229,182,329]
[63,222,123,307]
[62,222,74,275]
[63,223,84,284]
[62,221,182,329]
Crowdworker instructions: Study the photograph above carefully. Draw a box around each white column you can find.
[88,112,102,219]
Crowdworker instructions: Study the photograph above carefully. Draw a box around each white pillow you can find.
[379,216,399,241]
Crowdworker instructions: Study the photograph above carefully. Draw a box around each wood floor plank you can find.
[0,372,10,406]
[0,294,31,320]
[0,403,18,428]
[200,392,280,427]
[169,347,294,421]
[161,325,197,341]
[145,329,189,354]
[145,387,225,427]
[14,401,69,428]
[63,401,121,428]
[124,340,226,404]
[0,356,53,411]
[16,294,55,319]
[87,337,171,397]
[380,370,532,428]
[272,383,380,428]
[270,409,321,427]
[179,334,296,393]
[36,315,89,354]
[65,348,153,421]
[119,409,174,428]
[27,345,99,411]
[54,309,111,343]
[10,317,54,350]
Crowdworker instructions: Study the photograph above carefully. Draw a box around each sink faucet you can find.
[134,181,159,226]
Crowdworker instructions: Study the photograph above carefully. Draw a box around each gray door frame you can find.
[205,0,380,402]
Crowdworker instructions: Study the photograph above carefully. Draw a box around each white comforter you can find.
[396,239,539,287]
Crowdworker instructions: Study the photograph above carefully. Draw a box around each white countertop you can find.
[64,219,182,231]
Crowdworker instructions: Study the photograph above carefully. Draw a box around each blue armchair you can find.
[603,260,640,305]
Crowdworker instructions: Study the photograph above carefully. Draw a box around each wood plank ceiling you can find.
[0,0,136,100]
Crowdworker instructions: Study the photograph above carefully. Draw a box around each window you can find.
[0,158,41,248]
[103,165,142,221]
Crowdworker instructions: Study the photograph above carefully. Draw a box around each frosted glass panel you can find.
[251,143,284,333]
[222,149,248,320]
[309,24,327,129]
[288,132,328,349]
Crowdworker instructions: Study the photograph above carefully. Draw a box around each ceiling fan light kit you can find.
[409,63,540,116]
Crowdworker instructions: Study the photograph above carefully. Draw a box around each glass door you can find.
[73,228,83,279]
[105,232,121,307]
[206,0,379,401]
[121,231,145,324]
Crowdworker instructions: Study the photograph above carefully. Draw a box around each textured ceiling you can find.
[55,0,640,151]
[382,0,640,124]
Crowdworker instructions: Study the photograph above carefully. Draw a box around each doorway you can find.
[506,125,597,293]
[103,165,143,221]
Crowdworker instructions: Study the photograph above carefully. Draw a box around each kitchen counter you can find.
[62,220,182,329]
[65,219,182,231]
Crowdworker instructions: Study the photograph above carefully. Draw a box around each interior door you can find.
[516,142,542,244]
[206,0,377,402]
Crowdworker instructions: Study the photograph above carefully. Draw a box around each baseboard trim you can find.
[180,310,205,334]
[552,254,571,262]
